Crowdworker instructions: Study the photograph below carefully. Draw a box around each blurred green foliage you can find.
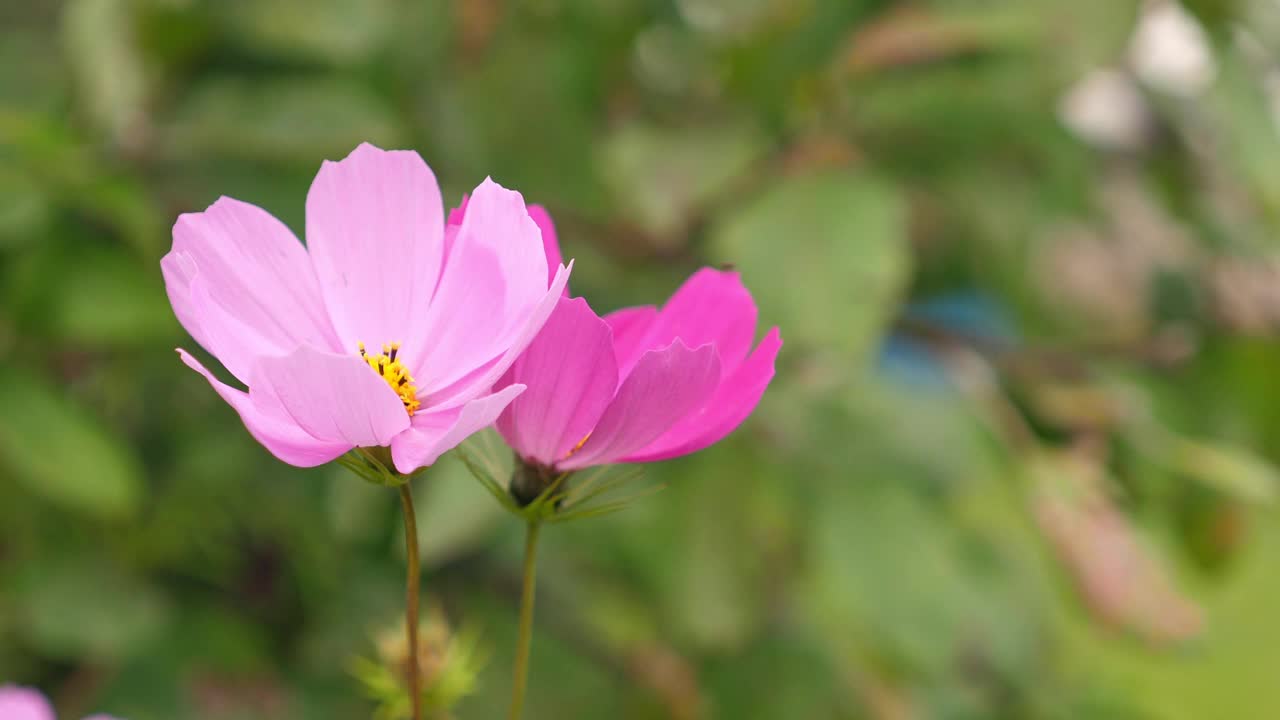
[4,0,1280,718]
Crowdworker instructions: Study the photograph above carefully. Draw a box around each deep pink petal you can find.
[162,196,339,384]
[252,346,410,448]
[495,297,618,465]
[527,204,565,292]
[411,179,554,389]
[0,687,55,720]
[617,268,758,379]
[621,327,781,463]
[306,143,445,354]
[447,194,469,227]
[390,384,526,472]
[560,340,721,470]
[425,262,572,410]
[178,349,349,467]
[603,305,658,378]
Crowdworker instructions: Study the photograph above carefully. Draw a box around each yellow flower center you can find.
[359,342,421,417]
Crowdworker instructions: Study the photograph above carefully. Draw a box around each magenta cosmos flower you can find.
[492,218,780,501]
[0,686,118,720]
[162,143,571,474]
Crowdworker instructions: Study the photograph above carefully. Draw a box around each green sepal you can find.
[453,432,662,525]
[337,447,413,487]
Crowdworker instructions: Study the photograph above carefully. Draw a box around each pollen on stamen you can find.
[563,432,592,460]
[358,341,421,416]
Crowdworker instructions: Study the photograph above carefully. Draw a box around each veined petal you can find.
[425,262,572,410]
[621,327,781,463]
[448,178,548,320]
[162,196,339,384]
[252,346,410,448]
[603,305,658,378]
[527,204,566,292]
[495,297,618,465]
[390,384,526,473]
[613,268,758,379]
[306,143,445,352]
[178,349,350,467]
[411,179,554,388]
[443,191,560,294]
[411,240,511,391]
[560,339,721,470]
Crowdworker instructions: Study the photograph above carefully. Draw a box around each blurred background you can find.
[4,0,1280,717]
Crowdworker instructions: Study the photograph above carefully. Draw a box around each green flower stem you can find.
[399,482,423,720]
[508,519,543,720]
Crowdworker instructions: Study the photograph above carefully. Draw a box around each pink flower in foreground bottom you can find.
[495,253,781,500]
[0,686,119,720]
[162,143,570,474]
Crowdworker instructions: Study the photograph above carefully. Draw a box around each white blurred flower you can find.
[1129,0,1217,97]
[1059,69,1151,151]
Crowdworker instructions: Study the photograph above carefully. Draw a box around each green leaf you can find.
[15,559,171,660]
[0,368,143,518]
[165,77,404,164]
[45,247,177,346]
[1170,437,1278,504]
[61,0,148,148]
[216,0,393,64]
[710,170,909,360]
[599,120,769,240]
[0,167,51,247]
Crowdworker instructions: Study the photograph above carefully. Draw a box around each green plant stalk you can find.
[399,482,423,720]
[508,519,543,720]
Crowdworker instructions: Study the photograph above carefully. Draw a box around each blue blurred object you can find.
[877,292,1017,390]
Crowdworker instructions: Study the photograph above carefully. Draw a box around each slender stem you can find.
[398,482,423,720]
[508,519,543,720]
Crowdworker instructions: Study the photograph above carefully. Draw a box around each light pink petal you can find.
[527,204,565,292]
[252,346,410,448]
[617,268,758,379]
[560,340,721,470]
[411,240,511,392]
[423,262,572,410]
[306,143,445,354]
[0,686,55,720]
[604,305,658,377]
[446,177,548,321]
[411,179,554,389]
[621,327,781,463]
[179,349,350,467]
[390,384,526,473]
[162,196,339,384]
[495,297,618,465]
[441,197,561,296]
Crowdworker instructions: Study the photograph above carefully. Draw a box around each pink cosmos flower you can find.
[0,686,119,720]
[162,143,571,474]
[492,216,781,496]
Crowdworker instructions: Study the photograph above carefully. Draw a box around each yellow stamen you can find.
[358,341,421,416]
[562,432,592,460]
